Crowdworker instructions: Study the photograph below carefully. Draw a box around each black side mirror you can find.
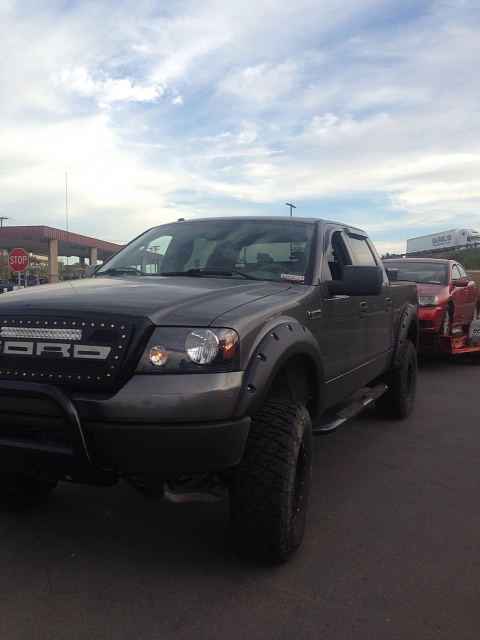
[385,267,398,282]
[326,265,384,296]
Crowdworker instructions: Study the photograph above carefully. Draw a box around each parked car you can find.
[0,279,17,293]
[383,258,480,337]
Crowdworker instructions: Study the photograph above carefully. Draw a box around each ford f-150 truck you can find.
[0,216,419,562]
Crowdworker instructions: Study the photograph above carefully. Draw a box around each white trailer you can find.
[406,229,480,255]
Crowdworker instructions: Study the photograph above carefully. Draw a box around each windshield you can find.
[95,219,314,283]
[385,261,448,285]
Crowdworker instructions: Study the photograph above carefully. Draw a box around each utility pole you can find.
[286,203,296,217]
[65,172,69,279]
[0,216,9,279]
[65,172,69,232]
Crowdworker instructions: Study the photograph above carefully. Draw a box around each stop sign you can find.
[8,247,29,272]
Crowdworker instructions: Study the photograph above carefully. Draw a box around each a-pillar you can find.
[48,239,59,283]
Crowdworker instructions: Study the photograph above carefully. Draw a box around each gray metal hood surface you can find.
[0,276,292,326]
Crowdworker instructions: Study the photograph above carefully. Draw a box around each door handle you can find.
[359,301,368,317]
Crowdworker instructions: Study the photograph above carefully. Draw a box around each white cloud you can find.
[219,61,300,105]
[54,66,164,106]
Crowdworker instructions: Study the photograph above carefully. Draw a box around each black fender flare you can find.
[392,302,419,368]
[234,322,324,418]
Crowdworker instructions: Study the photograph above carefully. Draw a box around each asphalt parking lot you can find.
[0,353,479,640]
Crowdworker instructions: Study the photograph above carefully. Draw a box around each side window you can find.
[346,235,378,266]
[452,264,462,281]
[456,264,468,279]
[324,230,351,280]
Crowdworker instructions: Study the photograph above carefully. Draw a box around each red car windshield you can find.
[386,262,448,285]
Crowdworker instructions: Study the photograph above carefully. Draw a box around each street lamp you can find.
[0,216,9,279]
[286,203,296,217]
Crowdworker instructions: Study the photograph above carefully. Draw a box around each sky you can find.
[1,0,479,256]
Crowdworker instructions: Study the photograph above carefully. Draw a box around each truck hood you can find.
[0,276,292,326]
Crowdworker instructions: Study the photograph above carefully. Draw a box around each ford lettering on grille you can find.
[0,316,133,386]
[3,342,112,359]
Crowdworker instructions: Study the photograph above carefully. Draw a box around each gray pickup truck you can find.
[0,216,419,561]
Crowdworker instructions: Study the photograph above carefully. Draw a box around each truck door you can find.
[344,231,392,376]
[315,226,368,404]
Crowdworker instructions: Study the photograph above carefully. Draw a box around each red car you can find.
[383,258,480,339]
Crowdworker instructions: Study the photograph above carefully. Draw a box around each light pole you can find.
[286,203,296,217]
[0,216,9,279]
[65,172,69,279]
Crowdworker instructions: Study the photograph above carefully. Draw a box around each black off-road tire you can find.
[229,400,312,562]
[0,471,57,511]
[375,339,417,420]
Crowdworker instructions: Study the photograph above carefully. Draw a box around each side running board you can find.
[312,382,387,434]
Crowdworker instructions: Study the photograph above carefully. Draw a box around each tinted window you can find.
[324,230,352,281]
[347,235,377,266]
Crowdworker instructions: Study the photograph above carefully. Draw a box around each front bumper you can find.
[0,374,251,483]
[418,306,444,332]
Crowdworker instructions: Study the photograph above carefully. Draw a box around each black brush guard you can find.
[0,381,117,486]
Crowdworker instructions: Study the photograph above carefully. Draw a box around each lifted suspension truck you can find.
[0,216,419,562]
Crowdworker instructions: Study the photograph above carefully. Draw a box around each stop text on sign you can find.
[8,248,29,272]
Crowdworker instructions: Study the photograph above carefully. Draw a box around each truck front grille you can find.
[0,316,134,387]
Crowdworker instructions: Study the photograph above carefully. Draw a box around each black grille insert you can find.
[0,316,134,387]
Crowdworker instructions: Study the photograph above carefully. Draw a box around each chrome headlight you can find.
[137,327,239,373]
[418,295,439,307]
[186,329,219,364]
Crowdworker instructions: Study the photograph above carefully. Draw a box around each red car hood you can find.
[416,282,450,302]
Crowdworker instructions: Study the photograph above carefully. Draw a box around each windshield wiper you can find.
[99,267,145,276]
[161,268,260,280]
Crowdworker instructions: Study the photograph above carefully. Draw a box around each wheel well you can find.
[407,316,420,351]
[264,354,319,417]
